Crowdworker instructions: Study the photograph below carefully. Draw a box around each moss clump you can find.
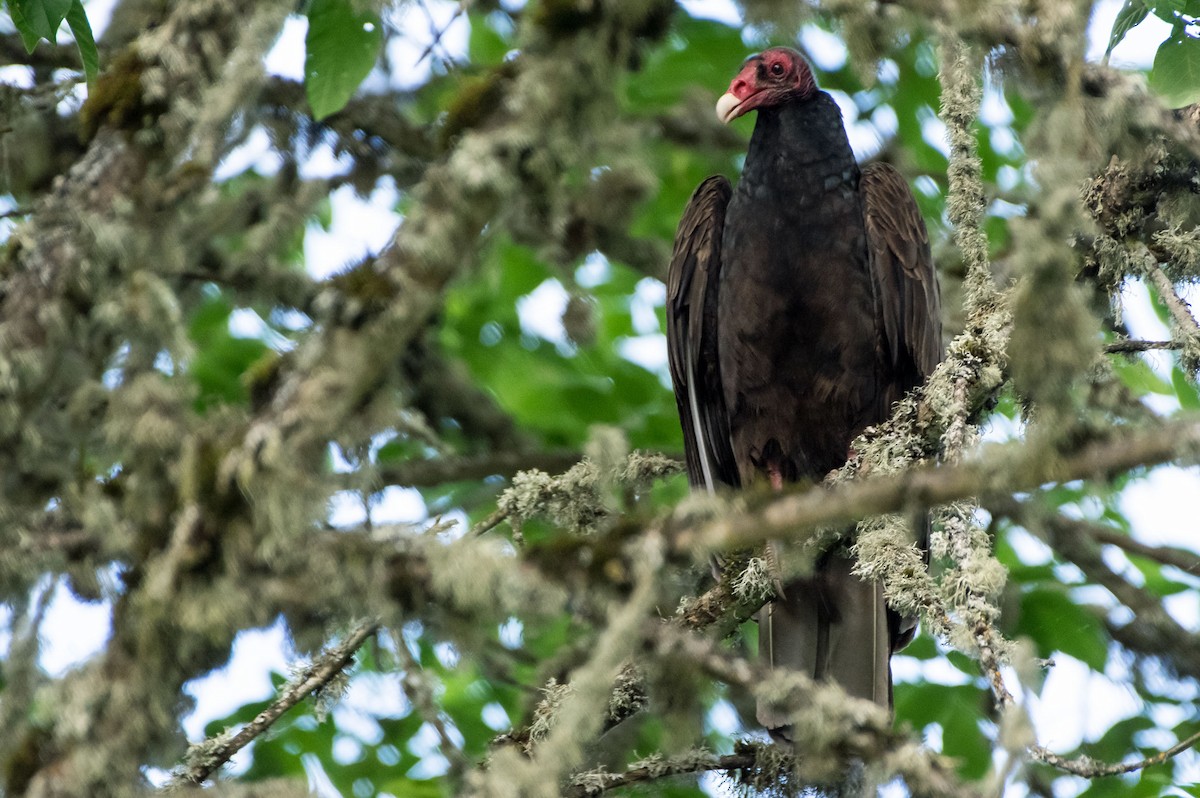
[79,50,169,140]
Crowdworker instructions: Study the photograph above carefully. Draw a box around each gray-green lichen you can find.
[498,446,681,535]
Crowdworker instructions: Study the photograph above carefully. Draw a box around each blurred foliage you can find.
[186,5,1198,797]
[2,0,1200,796]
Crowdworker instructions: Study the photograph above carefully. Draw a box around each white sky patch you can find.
[482,701,511,731]
[1121,466,1200,553]
[39,581,112,675]
[182,619,292,740]
[706,699,741,735]
[618,336,668,375]
[405,724,451,778]
[498,617,524,649]
[385,2,471,88]
[335,672,410,739]
[871,104,900,140]
[1087,0,1173,67]
[918,109,951,157]
[799,25,849,71]
[215,127,284,182]
[265,15,309,80]
[306,182,401,279]
[1029,656,1142,751]
[979,86,1015,127]
[369,486,430,525]
[328,489,370,527]
[1118,278,1187,415]
[678,0,742,25]
[575,252,612,288]
[517,278,570,344]
[631,277,665,334]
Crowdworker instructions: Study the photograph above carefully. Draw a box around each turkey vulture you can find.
[666,47,942,730]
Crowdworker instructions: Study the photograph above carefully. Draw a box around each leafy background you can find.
[2,0,1200,797]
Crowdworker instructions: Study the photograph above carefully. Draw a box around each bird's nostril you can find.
[730,78,751,99]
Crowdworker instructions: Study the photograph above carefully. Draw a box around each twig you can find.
[1145,263,1200,355]
[416,0,468,65]
[1031,727,1200,777]
[173,619,380,785]
[1104,339,1182,354]
[642,624,980,798]
[564,750,756,797]
[471,507,509,536]
[994,499,1200,683]
[1086,526,1200,575]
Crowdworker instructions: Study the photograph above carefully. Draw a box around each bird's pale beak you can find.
[715,92,742,124]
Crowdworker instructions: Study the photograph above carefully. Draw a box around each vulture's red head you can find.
[716,47,818,124]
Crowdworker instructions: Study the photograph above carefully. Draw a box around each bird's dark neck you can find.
[742,91,858,187]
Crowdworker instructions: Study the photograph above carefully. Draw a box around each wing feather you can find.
[861,162,943,397]
[666,176,739,491]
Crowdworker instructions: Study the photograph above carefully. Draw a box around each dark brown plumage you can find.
[666,47,942,730]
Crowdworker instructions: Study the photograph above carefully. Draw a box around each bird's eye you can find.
[769,62,785,77]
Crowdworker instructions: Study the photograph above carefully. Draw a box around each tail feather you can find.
[756,554,891,733]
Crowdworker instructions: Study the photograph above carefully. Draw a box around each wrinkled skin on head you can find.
[715,46,819,123]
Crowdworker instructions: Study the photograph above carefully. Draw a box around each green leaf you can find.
[187,296,270,409]
[1111,355,1174,395]
[467,11,511,66]
[9,0,73,50]
[305,0,383,120]
[1149,32,1200,109]
[1016,588,1109,670]
[1172,366,1200,409]
[1106,0,1151,60]
[65,0,97,83]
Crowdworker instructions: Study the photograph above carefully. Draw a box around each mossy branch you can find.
[172,619,380,786]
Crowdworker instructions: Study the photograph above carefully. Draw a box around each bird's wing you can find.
[861,161,942,655]
[861,161,943,393]
[666,176,739,492]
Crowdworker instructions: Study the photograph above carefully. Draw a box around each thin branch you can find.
[173,619,380,786]
[995,498,1200,682]
[1031,727,1200,777]
[0,34,80,69]
[1086,527,1200,575]
[1104,338,1182,354]
[1146,263,1200,356]
[565,750,756,797]
[416,0,468,65]
[642,624,980,798]
[471,507,510,536]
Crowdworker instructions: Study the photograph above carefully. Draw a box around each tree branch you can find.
[996,499,1200,682]
[1086,526,1200,575]
[1145,263,1200,367]
[1104,339,1182,354]
[678,417,1200,555]
[1031,727,1200,778]
[566,749,756,797]
[173,619,380,786]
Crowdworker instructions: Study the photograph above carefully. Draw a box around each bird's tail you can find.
[756,552,891,735]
